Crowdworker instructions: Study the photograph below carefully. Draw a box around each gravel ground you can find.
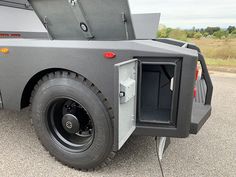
[0,72,235,177]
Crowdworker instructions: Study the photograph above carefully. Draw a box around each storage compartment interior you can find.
[139,63,176,125]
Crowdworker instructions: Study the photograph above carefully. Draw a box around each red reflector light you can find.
[103,52,116,59]
[0,33,21,38]
[194,87,197,97]
[0,34,10,37]
[195,67,199,80]
[11,33,21,38]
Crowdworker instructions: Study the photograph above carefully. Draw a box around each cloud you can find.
[129,0,236,28]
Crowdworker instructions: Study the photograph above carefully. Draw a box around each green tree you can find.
[168,29,187,41]
[203,32,209,37]
[227,26,236,33]
[205,27,221,35]
[231,30,236,34]
[157,25,236,39]
[213,30,227,39]
[230,30,236,38]
[186,30,195,38]
[194,32,203,39]
[158,28,168,38]
[158,27,173,38]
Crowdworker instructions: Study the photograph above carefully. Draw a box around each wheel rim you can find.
[46,98,95,152]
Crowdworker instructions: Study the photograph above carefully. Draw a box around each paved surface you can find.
[0,72,235,177]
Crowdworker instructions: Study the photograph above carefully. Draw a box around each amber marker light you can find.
[0,48,9,54]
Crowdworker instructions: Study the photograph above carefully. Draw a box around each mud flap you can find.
[158,137,171,160]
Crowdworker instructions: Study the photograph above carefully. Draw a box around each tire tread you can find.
[30,71,116,171]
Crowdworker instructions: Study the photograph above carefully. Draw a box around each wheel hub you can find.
[62,114,80,134]
[47,98,94,151]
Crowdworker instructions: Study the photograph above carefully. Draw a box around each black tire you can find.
[30,71,115,170]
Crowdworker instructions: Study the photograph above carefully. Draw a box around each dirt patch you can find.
[208,66,236,73]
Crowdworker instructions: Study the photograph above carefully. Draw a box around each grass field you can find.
[190,38,236,68]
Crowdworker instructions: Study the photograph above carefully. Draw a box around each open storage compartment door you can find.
[115,59,138,149]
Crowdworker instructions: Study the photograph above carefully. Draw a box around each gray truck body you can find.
[0,0,212,151]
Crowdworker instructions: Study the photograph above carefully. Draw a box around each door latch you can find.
[120,78,135,104]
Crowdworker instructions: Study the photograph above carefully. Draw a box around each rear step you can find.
[191,77,211,134]
[190,103,211,134]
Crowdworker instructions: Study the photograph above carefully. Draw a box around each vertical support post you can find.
[43,16,53,40]
[0,91,3,109]
[122,13,129,40]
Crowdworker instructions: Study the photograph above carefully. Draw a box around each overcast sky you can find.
[129,0,236,29]
[0,0,235,30]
